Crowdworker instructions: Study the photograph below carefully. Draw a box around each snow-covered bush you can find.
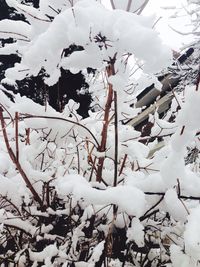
[0,0,200,266]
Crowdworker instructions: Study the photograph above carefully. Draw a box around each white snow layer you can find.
[127,217,144,247]
[184,205,200,260]
[164,189,188,222]
[56,174,146,217]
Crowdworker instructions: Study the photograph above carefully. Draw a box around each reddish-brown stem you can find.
[0,30,30,41]
[96,64,115,182]
[113,91,118,187]
[0,108,44,210]
[15,112,19,162]
[89,156,97,182]
[17,6,51,22]
[118,154,128,176]
[25,128,30,145]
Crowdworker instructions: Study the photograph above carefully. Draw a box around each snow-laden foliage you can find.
[0,0,171,86]
[0,0,200,266]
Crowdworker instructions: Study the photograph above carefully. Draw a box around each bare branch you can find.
[0,30,30,42]
[126,0,132,12]
[113,91,118,187]
[21,113,100,147]
[110,0,116,9]
[136,0,150,15]
[15,112,19,162]
[17,6,51,22]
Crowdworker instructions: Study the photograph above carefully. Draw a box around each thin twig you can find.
[144,191,200,200]
[140,195,164,221]
[110,0,116,9]
[196,65,200,91]
[118,154,128,176]
[126,0,132,12]
[17,6,51,22]
[15,112,19,162]
[48,5,60,14]
[21,114,99,147]
[73,130,80,174]
[0,30,30,41]
[136,0,150,14]
[113,91,118,187]
[0,103,14,122]
[180,125,185,135]
[89,156,97,182]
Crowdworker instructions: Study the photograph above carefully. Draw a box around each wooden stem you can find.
[96,64,115,182]
[113,91,118,187]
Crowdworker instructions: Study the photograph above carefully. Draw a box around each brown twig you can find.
[118,154,128,176]
[89,156,97,182]
[0,30,30,42]
[15,112,19,161]
[17,6,51,22]
[113,91,118,187]
[140,195,164,221]
[0,195,21,216]
[21,114,99,147]
[0,103,14,122]
[25,128,30,145]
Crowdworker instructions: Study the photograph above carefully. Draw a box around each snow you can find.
[125,172,166,193]
[184,206,200,260]
[0,0,200,265]
[0,19,31,40]
[88,241,105,264]
[0,175,29,207]
[160,151,186,188]
[0,210,38,236]
[6,0,51,25]
[56,174,146,217]
[170,244,192,267]
[61,44,103,71]
[127,217,144,247]
[176,85,200,131]
[0,154,10,174]
[29,244,58,262]
[164,188,188,222]
[121,140,149,159]
[160,85,200,188]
